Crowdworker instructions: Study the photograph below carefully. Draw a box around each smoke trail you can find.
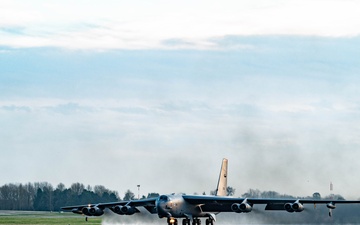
[101,208,159,225]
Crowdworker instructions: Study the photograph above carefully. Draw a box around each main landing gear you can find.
[167,218,214,225]
[182,218,190,225]
[192,218,201,225]
[205,218,214,225]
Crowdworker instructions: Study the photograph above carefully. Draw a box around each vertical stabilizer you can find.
[215,158,228,196]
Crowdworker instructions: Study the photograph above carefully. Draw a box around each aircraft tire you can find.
[192,218,201,225]
[183,219,190,225]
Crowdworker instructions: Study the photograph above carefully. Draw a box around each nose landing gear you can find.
[167,217,178,225]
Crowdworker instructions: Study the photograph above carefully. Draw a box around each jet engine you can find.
[326,202,336,209]
[82,207,92,216]
[81,206,104,216]
[239,202,253,212]
[284,201,304,212]
[231,202,252,213]
[112,205,137,215]
[71,208,83,215]
[88,206,104,216]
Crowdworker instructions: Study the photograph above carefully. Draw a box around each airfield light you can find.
[137,185,140,200]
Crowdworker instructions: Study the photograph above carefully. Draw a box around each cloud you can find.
[1,0,360,50]
[2,85,360,198]
[0,105,31,112]
[1,33,360,199]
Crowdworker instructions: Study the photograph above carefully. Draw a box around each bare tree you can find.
[123,189,135,201]
[94,185,108,197]
[227,186,236,196]
[70,183,84,195]
[56,183,66,192]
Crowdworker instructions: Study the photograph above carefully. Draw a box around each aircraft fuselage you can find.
[156,195,207,219]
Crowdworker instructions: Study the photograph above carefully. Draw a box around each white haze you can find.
[1,1,360,202]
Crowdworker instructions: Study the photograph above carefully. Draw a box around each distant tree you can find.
[33,183,54,211]
[123,190,135,201]
[94,185,108,197]
[56,183,66,192]
[0,183,36,210]
[209,187,235,196]
[18,183,29,210]
[313,192,321,199]
[242,189,261,198]
[70,183,84,195]
[324,194,345,200]
[261,190,280,198]
[140,195,146,199]
[0,182,121,211]
[0,184,18,210]
[227,186,235,196]
[147,192,160,198]
[24,183,36,210]
[336,195,345,200]
[210,190,216,195]
[53,186,68,211]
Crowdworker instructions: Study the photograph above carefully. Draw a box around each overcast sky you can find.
[1,0,360,200]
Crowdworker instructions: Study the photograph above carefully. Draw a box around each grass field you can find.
[0,211,102,225]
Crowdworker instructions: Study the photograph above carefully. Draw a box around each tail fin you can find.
[215,158,228,196]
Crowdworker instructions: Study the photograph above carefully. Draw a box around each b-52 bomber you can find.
[62,158,360,225]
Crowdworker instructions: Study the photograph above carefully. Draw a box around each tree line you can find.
[0,182,349,212]
[0,182,130,211]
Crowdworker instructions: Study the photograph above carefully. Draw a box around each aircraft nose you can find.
[156,195,171,218]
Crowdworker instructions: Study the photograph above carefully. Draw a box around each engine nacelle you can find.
[284,202,304,212]
[82,207,92,216]
[71,208,83,215]
[231,203,252,213]
[231,203,241,212]
[292,202,304,212]
[88,206,104,216]
[327,202,336,209]
[239,202,253,212]
[112,205,137,215]
[112,205,124,215]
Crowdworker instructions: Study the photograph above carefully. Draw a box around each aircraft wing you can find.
[61,197,157,215]
[182,195,360,212]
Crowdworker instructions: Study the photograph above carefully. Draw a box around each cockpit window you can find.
[159,195,169,201]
